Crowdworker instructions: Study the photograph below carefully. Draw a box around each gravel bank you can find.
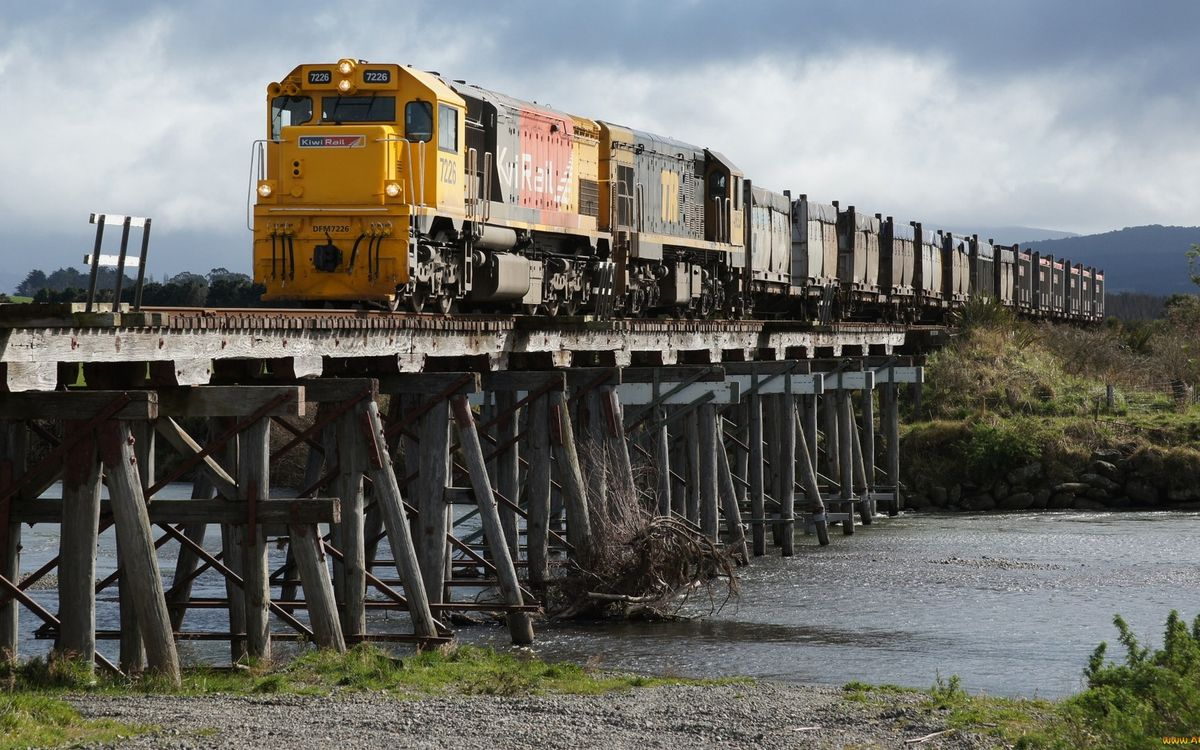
[71,682,996,749]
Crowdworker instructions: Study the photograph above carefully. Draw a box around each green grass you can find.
[9,613,1194,750]
[4,644,744,701]
[250,644,747,697]
[903,412,1200,497]
[898,612,1200,750]
[841,679,919,703]
[0,645,742,747]
[919,679,1057,746]
[902,309,1200,497]
[0,694,149,750]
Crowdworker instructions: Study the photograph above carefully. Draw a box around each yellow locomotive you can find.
[252,58,747,315]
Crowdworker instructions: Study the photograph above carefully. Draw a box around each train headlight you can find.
[257,181,274,198]
[338,59,355,75]
[338,78,356,94]
[385,182,401,198]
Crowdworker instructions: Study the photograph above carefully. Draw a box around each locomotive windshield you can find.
[405,101,433,142]
[270,95,313,140]
[321,95,396,123]
[709,173,727,199]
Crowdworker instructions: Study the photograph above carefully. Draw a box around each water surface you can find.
[17,504,1199,697]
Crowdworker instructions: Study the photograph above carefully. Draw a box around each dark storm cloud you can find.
[1,0,1196,283]
[12,1,1199,80]
[394,0,1200,89]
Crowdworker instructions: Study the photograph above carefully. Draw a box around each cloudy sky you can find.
[1,0,1197,285]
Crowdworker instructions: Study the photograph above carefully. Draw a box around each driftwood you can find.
[905,728,956,745]
[552,496,740,621]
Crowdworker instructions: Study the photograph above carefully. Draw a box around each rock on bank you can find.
[71,682,992,750]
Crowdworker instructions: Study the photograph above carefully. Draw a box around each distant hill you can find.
[942,226,1080,245]
[1022,225,1200,295]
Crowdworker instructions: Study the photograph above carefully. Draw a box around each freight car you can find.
[251,59,1104,324]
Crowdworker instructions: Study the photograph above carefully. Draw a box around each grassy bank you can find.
[901,299,1200,508]
[5,612,1197,749]
[1,644,740,749]
[0,693,146,750]
[843,610,1200,749]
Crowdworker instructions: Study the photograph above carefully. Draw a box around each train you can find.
[251,59,1105,323]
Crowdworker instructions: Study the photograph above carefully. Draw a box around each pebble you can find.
[69,682,993,749]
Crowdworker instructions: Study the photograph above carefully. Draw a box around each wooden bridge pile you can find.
[0,360,921,686]
[0,305,929,686]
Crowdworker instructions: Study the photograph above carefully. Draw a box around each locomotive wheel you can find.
[627,288,644,317]
[409,288,428,314]
[436,293,454,315]
[543,298,561,317]
[387,294,401,313]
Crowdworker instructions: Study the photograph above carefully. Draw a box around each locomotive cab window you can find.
[405,101,433,142]
[321,95,395,123]
[271,95,313,140]
[709,174,727,199]
[438,104,458,152]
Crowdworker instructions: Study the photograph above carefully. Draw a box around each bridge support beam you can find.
[0,351,924,667]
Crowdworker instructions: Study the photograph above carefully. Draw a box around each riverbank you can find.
[900,301,1200,513]
[65,681,1001,750]
[9,606,1199,750]
[3,645,1018,749]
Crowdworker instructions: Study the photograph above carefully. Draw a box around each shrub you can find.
[963,421,1044,478]
[1036,612,1200,749]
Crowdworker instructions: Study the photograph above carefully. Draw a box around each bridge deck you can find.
[0,304,943,391]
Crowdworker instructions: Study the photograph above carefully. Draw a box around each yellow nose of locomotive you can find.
[253,60,467,306]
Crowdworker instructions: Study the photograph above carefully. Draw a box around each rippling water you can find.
[16,500,1200,698]
[458,511,1200,697]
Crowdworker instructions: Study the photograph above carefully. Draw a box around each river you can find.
[15,504,1200,698]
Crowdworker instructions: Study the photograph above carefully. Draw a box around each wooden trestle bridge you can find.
[0,304,935,685]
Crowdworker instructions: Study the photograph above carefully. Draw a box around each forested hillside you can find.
[1023,225,1200,295]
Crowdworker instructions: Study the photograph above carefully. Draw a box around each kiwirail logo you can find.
[1162,737,1200,745]
[298,135,366,149]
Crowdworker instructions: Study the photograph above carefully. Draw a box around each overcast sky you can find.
[2,0,1198,283]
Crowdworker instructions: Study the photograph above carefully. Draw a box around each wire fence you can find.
[1088,379,1198,437]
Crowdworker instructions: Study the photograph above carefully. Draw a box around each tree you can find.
[16,269,47,297]
[206,267,241,284]
[45,267,90,292]
[207,273,258,307]
[1188,243,1200,287]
